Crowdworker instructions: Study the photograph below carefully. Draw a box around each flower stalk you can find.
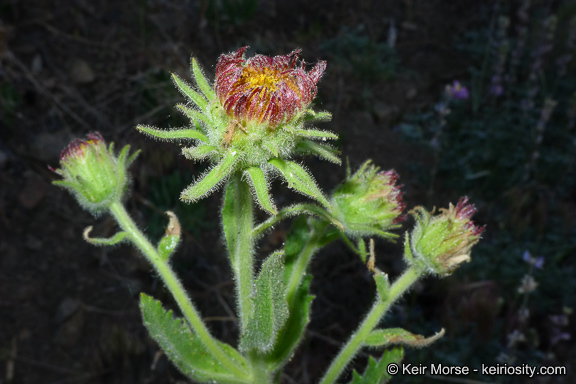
[319,266,423,384]
[108,201,250,380]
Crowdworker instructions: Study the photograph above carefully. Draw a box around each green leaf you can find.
[266,274,314,369]
[295,139,341,165]
[176,104,212,128]
[180,150,240,203]
[137,125,208,142]
[240,251,288,352]
[365,328,445,348]
[268,159,330,208]
[293,128,338,140]
[83,226,127,246]
[349,347,404,384]
[245,167,277,215]
[182,144,219,160]
[172,73,208,111]
[192,58,216,101]
[358,238,368,263]
[303,110,333,122]
[140,294,248,384]
[374,269,390,302]
[157,211,181,261]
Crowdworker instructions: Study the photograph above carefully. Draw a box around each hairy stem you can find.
[319,266,422,384]
[109,201,249,379]
[222,173,255,332]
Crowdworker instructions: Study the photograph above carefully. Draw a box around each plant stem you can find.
[108,201,249,380]
[285,221,327,305]
[319,266,422,384]
[248,351,272,384]
[223,173,255,332]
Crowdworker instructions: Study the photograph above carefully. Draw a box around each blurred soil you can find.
[0,1,494,383]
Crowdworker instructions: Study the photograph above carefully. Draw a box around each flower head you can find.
[137,48,337,210]
[445,80,469,100]
[215,46,326,127]
[51,132,138,214]
[331,161,406,239]
[406,197,484,276]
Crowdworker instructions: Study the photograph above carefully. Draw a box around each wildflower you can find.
[517,274,538,294]
[490,81,504,96]
[330,161,405,239]
[406,197,485,276]
[445,80,469,100]
[522,250,544,269]
[215,46,326,127]
[507,329,526,348]
[137,48,338,209]
[51,132,138,215]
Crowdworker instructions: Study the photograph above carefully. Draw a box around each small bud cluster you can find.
[51,132,138,214]
[406,197,484,276]
[330,161,406,239]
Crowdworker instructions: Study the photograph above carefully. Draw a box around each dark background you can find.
[1,0,575,383]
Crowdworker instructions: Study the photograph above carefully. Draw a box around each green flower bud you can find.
[406,197,485,276]
[330,161,406,239]
[51,132,139,215]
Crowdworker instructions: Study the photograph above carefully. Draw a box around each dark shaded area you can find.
[1,0,575,383]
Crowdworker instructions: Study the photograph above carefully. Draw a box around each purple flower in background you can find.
[522,250,544,269]
[445,80,469,100]
[490,82,504,96]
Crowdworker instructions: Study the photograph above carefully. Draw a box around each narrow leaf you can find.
[192,58,216,101]
[140,294,248,384]
[295,140,341,164]
[293,128,338,140]
[176,104,212,128]
[172,73,208,111]
[303,110,332,122]
[374,269,390,302]
[358,238,368,263]
[180,150,240,203]
[268,159,330,208]
[365,328,445,348]
[182,144,219,160]
[137,125,208,142]
[244,167,277,215]
[157,211,181,261]
[83,226,127,246]
[240,251,288,352]
[349,347,404,384]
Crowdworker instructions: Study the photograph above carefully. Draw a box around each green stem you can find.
[252,203,342,239]
[248,351,272,384]
[223,173,255,332]
[319,266,422,384]
[285,220,327,305]
[108,201,249,380]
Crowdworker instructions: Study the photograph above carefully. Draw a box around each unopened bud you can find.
[406,197,484,276]
[51,132,139,215]
[330,160,405,239]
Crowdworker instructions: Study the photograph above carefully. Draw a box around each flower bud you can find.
[330,161,405,239]
[406,197,484,276]
[51,132,138,215]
